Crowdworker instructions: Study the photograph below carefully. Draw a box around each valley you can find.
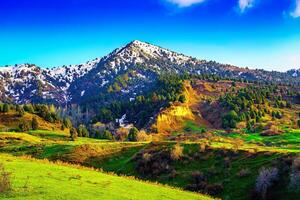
[0,41,299,200]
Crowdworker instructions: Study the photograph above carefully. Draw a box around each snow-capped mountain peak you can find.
[0,40,299,105]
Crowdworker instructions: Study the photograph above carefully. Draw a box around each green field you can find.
[0,154,212,200]
[1,129,300,200]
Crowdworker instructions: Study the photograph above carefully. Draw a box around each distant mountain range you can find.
[0,40,299,105]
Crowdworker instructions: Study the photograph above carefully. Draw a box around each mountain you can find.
[0,40,299,105]
[287,69,300,78]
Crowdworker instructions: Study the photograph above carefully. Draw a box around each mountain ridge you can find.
[0,40,299,105]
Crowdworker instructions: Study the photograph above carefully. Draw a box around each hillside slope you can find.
[0,41,299,105]
[0,154,212,200]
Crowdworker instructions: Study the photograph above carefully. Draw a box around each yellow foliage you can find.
[0,132,41,143]
[156,105,195,134]
[171,143,184,160]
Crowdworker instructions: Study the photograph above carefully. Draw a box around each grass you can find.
[184,121,207,133]
[97,142,294,200]
[172,120,206,136]
[1,129,300,200]
[0,154,212,200]
[217,129,300,151]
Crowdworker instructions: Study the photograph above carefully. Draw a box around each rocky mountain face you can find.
[0,40,299,105]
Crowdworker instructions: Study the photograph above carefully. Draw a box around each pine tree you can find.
[128,127,139,141]
[32,117,39,130]
[70,127,78,141]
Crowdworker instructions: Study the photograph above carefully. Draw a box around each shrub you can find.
[199,142,206,152]
[2,104,9,113]
[0,163,11,193]
[255,167,279,200]
[77,124,89,137]
[261,125,282,136]
[19,121,31,132]
[101,130,114,140]
[171,143,183,160]
[16,105,25,116]
[31,117,39,130]
[23,104,34,113]
[135,149,173,177]
[63,118,72,129]
[115,127,129,141]
[237,168,251,178]
[222,110,239,129]
[206,183,223,195]
[128,127,139,141]
[178,94,186,103]
[137,130,152,142]
[70,127,78,141]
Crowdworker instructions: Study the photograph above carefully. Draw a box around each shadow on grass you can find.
[38,144,74,160]
[28,130,68,141]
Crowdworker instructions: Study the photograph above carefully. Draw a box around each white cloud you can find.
[166,0,205,7]
[238,0,255,12]
[291,0,300,18]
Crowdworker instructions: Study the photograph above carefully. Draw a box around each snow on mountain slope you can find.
[48,58,100,85]
[0,58,100,104]
[287,69,300,78]
[0,40,299,105]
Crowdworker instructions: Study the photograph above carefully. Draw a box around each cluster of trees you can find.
[0,104,10,113]
[220,85,292,129]
[95,74,186,128]
[0,103,60,123]
[107,72,131,93]
[19,117,39,132]
[91,126,150,142]
[60,117,89,140]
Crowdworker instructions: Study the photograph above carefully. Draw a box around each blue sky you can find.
[0,0,300,71]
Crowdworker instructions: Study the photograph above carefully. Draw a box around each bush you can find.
[19,121,31,132]
[0,163,11,193]
[115,127,129,141]
[63,118,72,129]
[171,143,183,160]
[178,95,186,103]
[77,124,89,137]
[101,130,114,140]
[70,127,78,141]
[237,168,251,177]
[261,125,282,136]
[135,149,173,177]
[32,117,39,130]
[128,127,139,141]
[137,130,152,142]
[23,104,34,113]
[16,105,25,116]
[222,110,239,129]
[2,104,9,113]
[255,167,279,200]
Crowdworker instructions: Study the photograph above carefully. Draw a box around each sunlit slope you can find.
[0,154,213,200]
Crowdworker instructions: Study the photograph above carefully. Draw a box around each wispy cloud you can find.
[166,0,205,7]
[291,0,300,18]
[238,0,255,12]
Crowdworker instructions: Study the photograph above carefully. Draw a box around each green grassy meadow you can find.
[0,154,212,200]
[1,128,300,200]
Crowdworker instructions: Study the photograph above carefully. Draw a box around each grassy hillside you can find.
[1,130,299,199]
[0,154,212,200]
[0,110,64,132]
[0,78,299,200]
